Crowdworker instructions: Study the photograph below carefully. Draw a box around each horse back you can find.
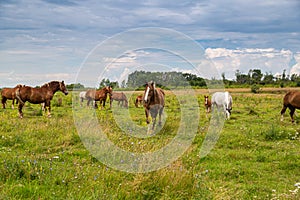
[18,86,51,104]
[1,88,14,99]
[156,88,165,106]
[85,89,96,100]
[284,91,300,108]
[212,92,232,108]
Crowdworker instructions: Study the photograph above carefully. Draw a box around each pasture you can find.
[0,88,300,199]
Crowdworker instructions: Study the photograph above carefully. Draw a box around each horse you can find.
[211,91,232,120]
[204,95,212,114]
[85,86,112,109]
[15,81,68,118]
[110,92,128,108]
[79,91,87,107]
[135,95,143,108]
[1,84,24,109]
[143,81,165,130]
[280,91,300,123]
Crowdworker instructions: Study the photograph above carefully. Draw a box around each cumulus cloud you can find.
[205,48,295,80]
[289,53,300,75]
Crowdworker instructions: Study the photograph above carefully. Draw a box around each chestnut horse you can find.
[280,91,300,123]
[85,86,112,109]
[16,81,68,118]
[204,95,212,114]
[135,95,143,108]
[1,84,24,109]
[143,81,165,130]
[110,92,128,108]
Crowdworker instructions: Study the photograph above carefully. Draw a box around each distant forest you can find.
[69,69,300,90]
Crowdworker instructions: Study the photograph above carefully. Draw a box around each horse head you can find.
[105,86,113,96]
[59,81,69,95]
[204,95,209,104]
[144,81,155,103]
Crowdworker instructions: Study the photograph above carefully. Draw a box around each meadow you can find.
[0,88,300,199]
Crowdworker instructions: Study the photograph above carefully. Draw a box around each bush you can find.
[251,84,260,93]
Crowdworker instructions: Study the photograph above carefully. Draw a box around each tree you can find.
[99,78,111,88]
[251,69,263,84]
[235,70,249,84]
[66,83,84,90]
[262,72,274,84]
[110,81,119,89]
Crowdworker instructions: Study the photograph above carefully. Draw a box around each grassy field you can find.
[1,88,300,199]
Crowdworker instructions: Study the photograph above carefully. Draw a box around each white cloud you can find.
[289,53,300,75]
[205,48,296,79]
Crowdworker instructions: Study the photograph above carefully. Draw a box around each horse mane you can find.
[41,81,59,88]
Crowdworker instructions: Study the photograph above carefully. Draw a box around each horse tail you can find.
[15,87,25,105]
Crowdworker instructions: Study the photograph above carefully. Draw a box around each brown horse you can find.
[280,91,300,123]
[135,95,143,108]
[1,84,24,109]
[85,86,112,109]
[204,95,212,114]
[16,81,68,118]
[110,92,128,108]
[143,81,165,130]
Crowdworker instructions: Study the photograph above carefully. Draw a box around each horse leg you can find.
[45,101,51,117]
[94,101,98,109]
[280,105,287,121]
[2,97,6,109]
[152,117,157,130]
[158,107,164,126]
[80,97,83,107]
[12,99,15,109]
[289,107,296,123]
[223,105,227,119]
[101,99,106,109]
[151,109,158,130]
[18,103,24,118]
[145,109,150,124]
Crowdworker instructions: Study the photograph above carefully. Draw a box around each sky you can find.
[1,0,300,87]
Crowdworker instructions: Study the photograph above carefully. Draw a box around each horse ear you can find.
[62,80,64,84]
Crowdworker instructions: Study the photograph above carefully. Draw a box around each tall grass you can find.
[0,90,299,199]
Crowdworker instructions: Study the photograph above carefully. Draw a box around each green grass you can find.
[0,90,300,199]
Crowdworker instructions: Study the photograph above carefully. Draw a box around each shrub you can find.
[251,84,260,93]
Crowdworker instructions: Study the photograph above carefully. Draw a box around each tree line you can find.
[69,69,300,90]
[229,69,300,87]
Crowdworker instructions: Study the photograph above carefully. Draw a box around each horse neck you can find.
[152,88,159,103]
[46,82,60,94]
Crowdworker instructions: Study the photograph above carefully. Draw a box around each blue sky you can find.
[1,0,300,87]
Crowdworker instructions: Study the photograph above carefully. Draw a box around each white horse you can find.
[79,91,87,107]
[211,91,232,119]
[79,91,97,107]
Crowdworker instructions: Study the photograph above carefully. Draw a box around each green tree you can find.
[99,78,111,88]
[251,69,263,84]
